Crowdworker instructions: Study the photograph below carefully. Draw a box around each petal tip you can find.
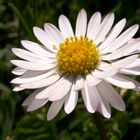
[47,114,53,121]
[33,26,41,34]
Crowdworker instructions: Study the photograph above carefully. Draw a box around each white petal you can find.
[11,60,56,71]
[21,40,56,58]
[98,81,125,111]
[59,15,74,38]
[125,58,140,68]
[99,18,126,51]
[105,24,139,52]
[12,48,54,62]
[96,85,111,118]
[86,74,101,86]
[75,9,87,37]
[95,55,138,79]
[132,80,140,91]
[105,74,136,89]
[98,102,111,118]
[102,38,140,60]
[33,27,56,53]
[72,77,84,91]
[87,12,101,40]
[13,86,25,91]
[22,89,42,106]
[11,69,55,84]
[44,23,64,47]
[120,67,140,75]
[36,78,71,100]
[81,83,95,113]
[27,98,48,111]
[98,61,111,71]
[107,74,140,91]
[20,74,60,89]
[48,81,71,101]
[47,99,64,121]
[112,55,139,68]
[12,48,37,62]
[92,68,119,79]
[12,67,26,75]
[87,86,98,111]
[94,13,115,45]
[100,55,138,71]
[64,90,78,114]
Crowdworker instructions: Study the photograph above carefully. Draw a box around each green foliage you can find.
[0,0,140,140]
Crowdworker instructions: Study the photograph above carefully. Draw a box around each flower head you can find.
[11,9,140,120]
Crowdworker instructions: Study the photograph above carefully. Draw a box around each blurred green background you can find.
[0,0,140,140]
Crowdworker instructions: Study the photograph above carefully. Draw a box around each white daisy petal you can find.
[64,90,78,114]
[59,15,74,38]
[86,74,101,86]
[11,60,56,71]
[107,74,140,91]
[92,68,119,79]
[47,99,64,121]
[12,48,37,62]
[21,40,56,58]
[22,89,42,106]
[20,74,60,89]
[12,67,26,75]
[95,13,115,45]
[87,12,101,40]
[98,81,125,111]
[72,77,84,91]
[87,86,98,111]
[102,38,140,60]
[120,67,140,75]
[12,48,54,62]
[11,69,55,84]
[96,87,111,118]
[48,81,71,101]
[99,18,126,51]
[100,55,138,71]
[81,83,95,113]
[125,58,140,68]
[27,98,48,112]
[33,27,56,53]
[75,9,87,37]
[112,55,139,68]
[106,74,136,89]
[13,86,25,91]
[98,61,111,71]
[48,90,69,101]
[36,78,71,100]
[98,103,111,118]
[44,23,64,47]
[132,81,140,91]
[105,24,139,52]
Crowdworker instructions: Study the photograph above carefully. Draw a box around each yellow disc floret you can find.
[57,36,100,78]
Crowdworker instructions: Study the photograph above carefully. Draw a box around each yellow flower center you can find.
[56,36,100,78]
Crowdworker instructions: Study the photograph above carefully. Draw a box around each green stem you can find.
[93,113,109,140]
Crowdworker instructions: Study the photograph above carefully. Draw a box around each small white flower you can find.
[11,9,140,120]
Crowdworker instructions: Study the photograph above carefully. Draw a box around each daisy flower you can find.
[11,9,140,120]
